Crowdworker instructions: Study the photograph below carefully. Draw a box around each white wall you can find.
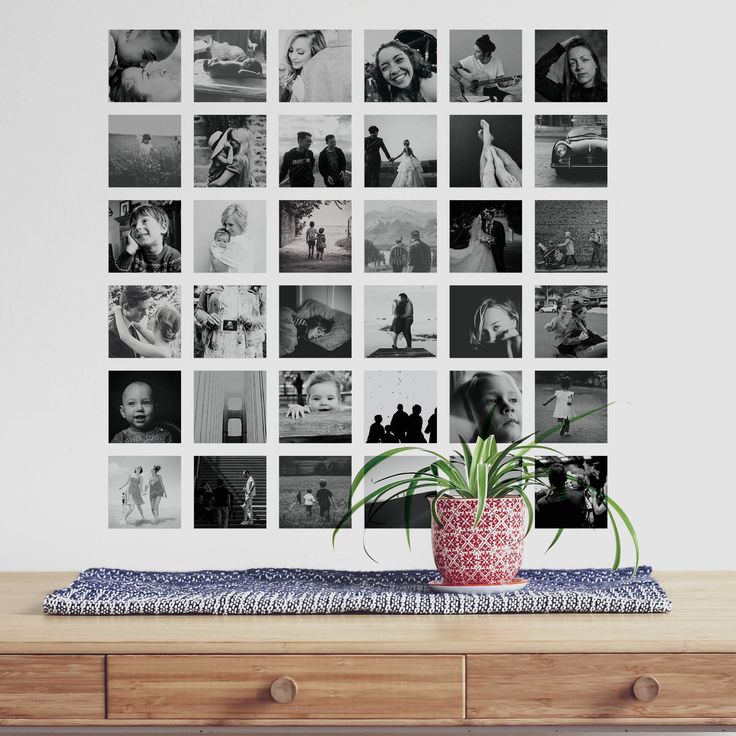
[1,0,734,571]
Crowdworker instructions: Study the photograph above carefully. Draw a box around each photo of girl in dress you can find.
[364,30,437,102]
[449,115,522,187]
[193,30,267,102]
[450,286,522,358]
[450,371,522,443]
[364,116,437,187]
[450,201,521,273]
[535,30,607,102]
[449,30,522,102]
[108,456,181,529]
[535,371,608,444]
[194,115,266,187]
[280,30,351,102]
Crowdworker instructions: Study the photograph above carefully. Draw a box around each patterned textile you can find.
[44,567,671,615]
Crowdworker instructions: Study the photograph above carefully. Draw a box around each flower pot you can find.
[430,496,526,585]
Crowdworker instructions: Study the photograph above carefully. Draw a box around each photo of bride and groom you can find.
[450,200,522,273]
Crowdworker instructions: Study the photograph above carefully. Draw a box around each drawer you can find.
[467,654,736,720]
[108,654,464,720]
[0,655,105,720]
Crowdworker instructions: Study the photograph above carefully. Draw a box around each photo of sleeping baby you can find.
[109,29,181,102]
[193,30,266,102]
[279,285,352,359]
[194,115,267,188]
[279,371,352,443]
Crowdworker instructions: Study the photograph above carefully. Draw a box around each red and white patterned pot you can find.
[430,496,526,585]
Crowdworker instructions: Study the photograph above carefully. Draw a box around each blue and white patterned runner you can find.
[44,566,671,615]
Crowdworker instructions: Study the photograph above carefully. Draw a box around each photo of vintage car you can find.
[550,124,607,179]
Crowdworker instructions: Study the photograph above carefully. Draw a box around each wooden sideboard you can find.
[0,572,734,729]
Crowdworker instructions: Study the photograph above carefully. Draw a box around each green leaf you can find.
[607,497,640,576]
[545,527,564,553]
[608,511,622,571]
[473,462,489,527]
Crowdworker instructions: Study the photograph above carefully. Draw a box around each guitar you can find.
[451,74,522,101]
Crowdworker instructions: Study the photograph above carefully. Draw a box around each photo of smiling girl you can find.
[365,30,437,102]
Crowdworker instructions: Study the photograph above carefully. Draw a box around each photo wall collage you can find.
[107,28,610,535]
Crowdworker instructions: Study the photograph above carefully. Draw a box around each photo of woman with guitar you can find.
[450,32,522,102]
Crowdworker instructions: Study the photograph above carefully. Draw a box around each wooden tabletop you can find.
[0,572,734,655]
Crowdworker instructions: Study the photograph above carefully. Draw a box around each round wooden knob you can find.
[632,675,660,702]
[270,676,298,704]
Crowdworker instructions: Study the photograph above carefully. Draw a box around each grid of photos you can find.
[106,26,610,537]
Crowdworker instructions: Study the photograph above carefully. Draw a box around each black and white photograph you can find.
[108,456,181,529]
[194,115,267,188]
[450,200,521,273]
[108,29,181,102]
[108,200,181,273]
[536,200,607,272]
[364,116,437,188]
[365,201,436,273]
[536,115,608,187]
[108,371,181,444]
[365,286,437,358]
[279,371,352,443]
[279,200,352,273]
[364,29,437,102]
[109,116,180,188]
[279,456,352,529]
[449,30,522,102]
[108,285,181,359]
[279,116,352,188]
[193,372,267,444]
[535,30,607,102]
[194,456,267,529]
[193,200,267,274]
[535,371,608,444]
[279,285,352,358]
[363,455,433,529]
[449,115,522,188]
[279,30,351,102]
[534,455,608,529]
[450,370,523,443]
[194,30,267,102]
[193,286,266,359]
[449,285,522,358]
[535,286,608,358]
[365,372,437,444]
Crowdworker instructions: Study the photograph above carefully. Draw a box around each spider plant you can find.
[333,403,639,574]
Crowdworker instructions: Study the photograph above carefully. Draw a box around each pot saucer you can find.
[428,578,528,595]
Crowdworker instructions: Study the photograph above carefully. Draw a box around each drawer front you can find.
[0,655,105,719]
[108,654,464,720]
[467,654,736,720]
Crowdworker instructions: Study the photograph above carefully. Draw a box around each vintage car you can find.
[538,303,558,313]
[550,125,607,177]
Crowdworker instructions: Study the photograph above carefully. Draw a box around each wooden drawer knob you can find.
[632,675,660,702]
[270,676,298,704]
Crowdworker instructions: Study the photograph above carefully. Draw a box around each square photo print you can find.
[194,30,267,102]
[194,456,267,529]
[279,30,351,102]
[108,456,181,528]
[108,30,181,102]
[279,456,352,529]
[534,455,608,529]
[109,115,181,188]
[364,30,437,102]
[365,200,437,273]
[108,200,181,274]
[279,371,352,443]
[535,371,608,444]
[449,30,522,102]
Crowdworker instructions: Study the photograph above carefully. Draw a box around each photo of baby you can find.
[108,371,181,444]
[279,371,352,443]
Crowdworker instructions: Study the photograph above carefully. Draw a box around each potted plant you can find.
[333,406,638,585]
